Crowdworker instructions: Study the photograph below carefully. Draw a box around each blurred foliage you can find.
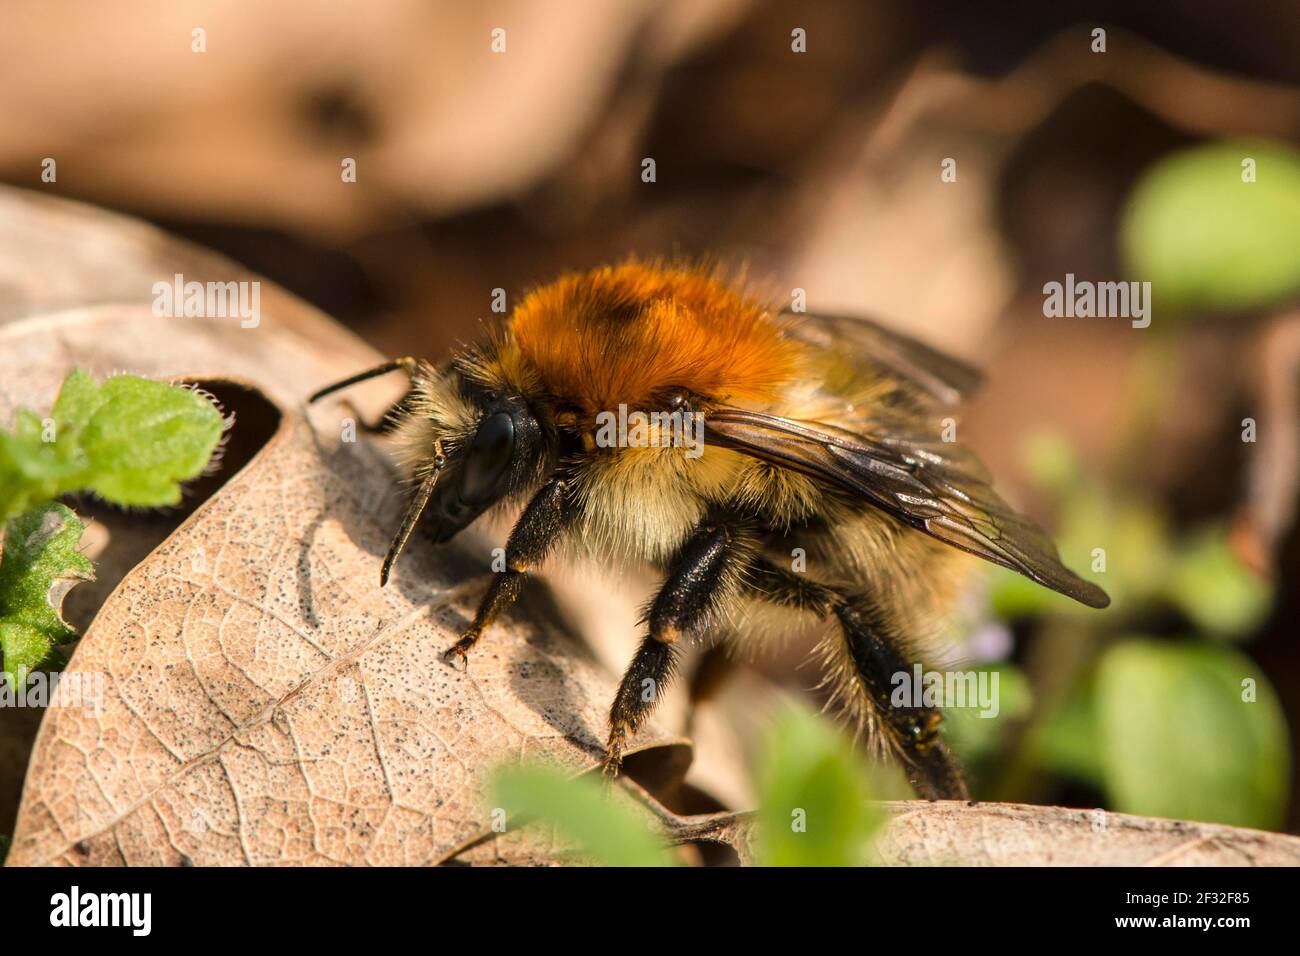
[1031,673,1105,784]
[1096,640,1287,830]
[1169,529,1273,638]
[754,706,883,867]
[985,429,1287,829]
[1031,642,1287,830]
[490,763,675,867]
[1121,140,1300,316]
[490,707,883,866]
[998,147,1295,828]
[942,663,1033,776]
[992,431,1269,638]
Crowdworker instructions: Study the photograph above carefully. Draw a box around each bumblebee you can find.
[310,261,1108,799]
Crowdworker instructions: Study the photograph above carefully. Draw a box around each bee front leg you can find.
[603,520,752,778]
[443,477,572,669]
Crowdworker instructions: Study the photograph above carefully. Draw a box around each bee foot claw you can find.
[601,728,627,781]
[443,638,475,670]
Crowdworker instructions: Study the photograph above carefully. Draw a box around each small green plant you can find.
[753,706,883,866]
[0,501,93,689]
[0,370,225,684]
[490,764,676,867]
[490,707,884,866]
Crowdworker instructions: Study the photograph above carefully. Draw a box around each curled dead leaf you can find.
[2,188,1297,867]
[0,187,688,866]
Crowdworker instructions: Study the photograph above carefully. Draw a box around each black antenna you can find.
[309,357,417,404]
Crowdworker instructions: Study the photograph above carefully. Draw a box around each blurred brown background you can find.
[2,0,1298,828]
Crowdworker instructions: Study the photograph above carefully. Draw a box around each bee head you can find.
[309,356,550,586]
[419,377,547,544]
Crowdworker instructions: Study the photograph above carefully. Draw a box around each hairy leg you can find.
[444,477,573,667]
[603,520,753,777]
[307,356,420,434]
[747,558,968,800]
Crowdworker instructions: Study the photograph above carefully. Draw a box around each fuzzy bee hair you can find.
[312,259,1107,798]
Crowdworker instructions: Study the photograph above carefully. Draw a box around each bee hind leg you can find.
[443,477,572,668]
[747,558,968,801]
[603,520,753,778]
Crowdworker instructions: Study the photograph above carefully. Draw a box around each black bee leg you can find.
[747,558,968,801]
[443,477,572,669]
[603,521,752,778]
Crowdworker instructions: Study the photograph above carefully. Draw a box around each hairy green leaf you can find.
[0,372,223,683]
[0,371,225,521]
[0,501,94,686]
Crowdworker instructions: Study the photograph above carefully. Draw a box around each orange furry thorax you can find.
[504,263,797,414]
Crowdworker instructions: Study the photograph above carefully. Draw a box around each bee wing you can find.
[779,310,983,407]
[705,407,1110,608]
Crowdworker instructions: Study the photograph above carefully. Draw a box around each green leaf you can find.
[0,501,94,686]
[1168,527,1271,639]
[490,763,675,867]
[79,377,225,507]
[0,372,225,521]
[0,833,9,866]
[1096,639,1289,829]
[50,368,105,433]
[754,706,883,866]
[1121,140,1300,316]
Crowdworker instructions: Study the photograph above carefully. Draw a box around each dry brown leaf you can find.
[867,801,1300,867]
[2,188,1297,867]
[449,790,1300,867]
[0,187,686,866]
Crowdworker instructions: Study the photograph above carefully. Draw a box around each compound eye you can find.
[460,412,515,505]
